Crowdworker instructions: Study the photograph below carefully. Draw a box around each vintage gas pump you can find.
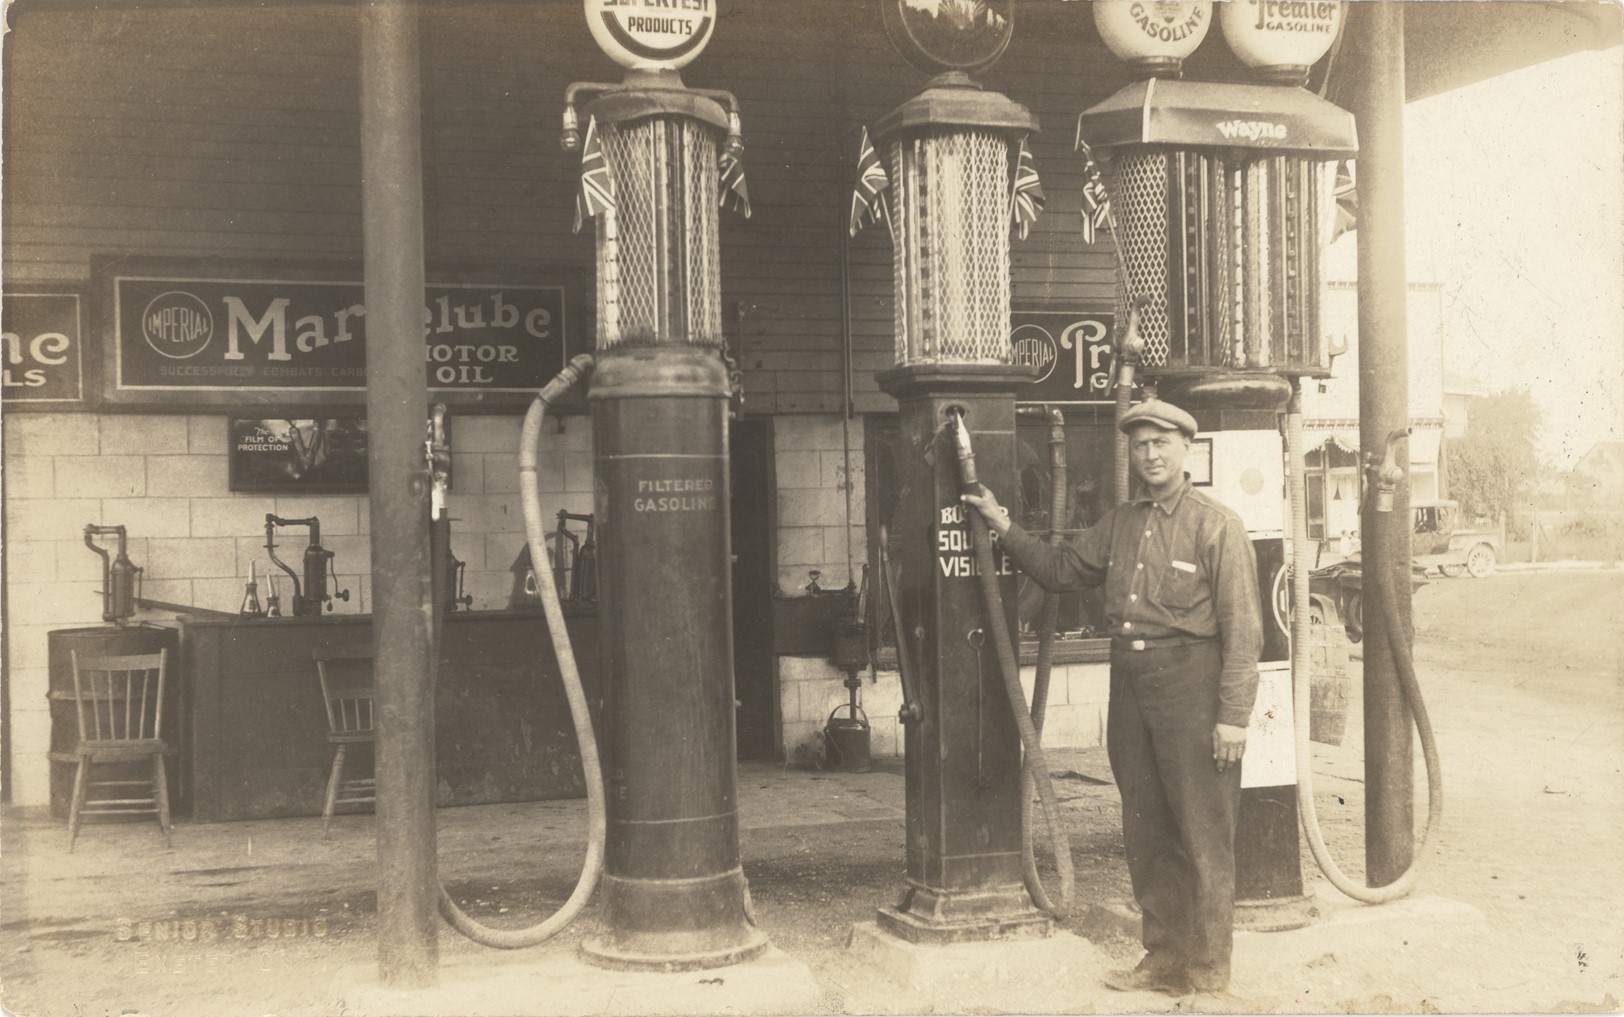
[1080,0,1439,914]
[264,514,351,617]
[856,1,1074,945]
[558,1,762,971]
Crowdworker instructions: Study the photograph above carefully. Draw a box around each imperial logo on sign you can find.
[141,291,214,359]
[1010,310,1114,404]
[584,0,715,71]
[113,273,569,394]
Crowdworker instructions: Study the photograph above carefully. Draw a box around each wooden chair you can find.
[314,647,376,836]
[67,649,174,851]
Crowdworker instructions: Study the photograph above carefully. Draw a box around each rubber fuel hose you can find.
[437,353,608,947]
[1286,381,1443,902]
[954,412,1075,917]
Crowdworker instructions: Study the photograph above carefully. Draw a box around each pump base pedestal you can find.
[580,929,770,973]
[1234,893,1317,932]
[876,884,1053,944]
[848,921,1109,1000]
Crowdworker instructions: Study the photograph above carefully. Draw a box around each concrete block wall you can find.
[1,409,591,806]
[777,655,1111,766]
[773,414,865,595]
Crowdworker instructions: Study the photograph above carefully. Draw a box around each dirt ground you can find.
[1,568,1619,1015]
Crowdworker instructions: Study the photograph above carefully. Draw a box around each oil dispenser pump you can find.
[83,524,142,626]
[264,514,350,617]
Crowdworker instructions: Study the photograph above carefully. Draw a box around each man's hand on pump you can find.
[1212,723,1247,772]
[961,485,1013,538]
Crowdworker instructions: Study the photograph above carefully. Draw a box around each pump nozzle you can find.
[951,408,979,492]
[1368,428,1410,513]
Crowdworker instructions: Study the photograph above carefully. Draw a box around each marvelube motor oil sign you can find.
[108,264,575,401]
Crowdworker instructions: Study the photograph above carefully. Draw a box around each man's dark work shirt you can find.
[1002,478,1263,728]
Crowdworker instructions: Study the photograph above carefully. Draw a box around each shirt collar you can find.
[1134,475,1192,516]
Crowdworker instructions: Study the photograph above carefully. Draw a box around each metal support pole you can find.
[360,0,438,986]
[1347,0,1415,887]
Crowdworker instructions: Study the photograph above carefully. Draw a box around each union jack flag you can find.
[572,115,615,235]
[1010,137,1045,241]
[1074,124,1115,246]
[719,148,752,219]
[849,127,891,237]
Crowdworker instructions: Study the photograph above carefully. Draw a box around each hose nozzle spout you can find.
[540,354,595,407]
[951,409,979,492]
[1369,427,1411,513]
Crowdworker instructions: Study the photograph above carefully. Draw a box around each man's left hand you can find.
[1212,723,1247,772]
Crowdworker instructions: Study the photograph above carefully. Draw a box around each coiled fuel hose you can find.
[1285,380,1443,902]
[953,411,1076,917]
[437,353,607,947]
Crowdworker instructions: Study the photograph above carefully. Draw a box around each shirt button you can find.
[1136,563,1144,570]
[1123,622,1134,630]
[1144,529,1152,537]
[1130,594,1138,602]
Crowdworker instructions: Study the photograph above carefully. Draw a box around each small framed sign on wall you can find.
[228,417,370,494]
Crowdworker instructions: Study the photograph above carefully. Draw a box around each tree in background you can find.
[1446,389,1543,528]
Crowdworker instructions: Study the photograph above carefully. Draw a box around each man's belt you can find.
[1111,634,1217,652]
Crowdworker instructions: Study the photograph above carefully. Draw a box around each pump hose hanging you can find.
[437,353,607,948]
[953,411,1076,917]
[1019,408,1074,915]
[1285,380,1443,903]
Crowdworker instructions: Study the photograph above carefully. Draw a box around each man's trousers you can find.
[1107,639,1243,991]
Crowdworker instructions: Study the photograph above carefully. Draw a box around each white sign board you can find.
[1241,660,1297,789]
[584,0,716,71]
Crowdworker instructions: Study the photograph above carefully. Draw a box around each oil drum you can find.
[47,624,181,819]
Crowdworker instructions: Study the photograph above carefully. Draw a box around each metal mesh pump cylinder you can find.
[1105,148,1337,379]
[596,117,723,350]
[885,129,1014,366]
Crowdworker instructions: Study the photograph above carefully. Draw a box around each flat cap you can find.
[1118,399,1198,438]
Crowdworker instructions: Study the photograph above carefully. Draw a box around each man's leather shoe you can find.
[1101,966,1189,994]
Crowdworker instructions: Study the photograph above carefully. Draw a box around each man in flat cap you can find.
[963,398,1261,999]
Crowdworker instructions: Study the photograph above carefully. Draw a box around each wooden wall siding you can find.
[3,6,365,281]
[3,0,1118,412]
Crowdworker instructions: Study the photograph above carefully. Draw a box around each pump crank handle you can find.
[878,526,922,724]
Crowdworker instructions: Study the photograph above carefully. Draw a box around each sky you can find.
[1402,44,1624,470]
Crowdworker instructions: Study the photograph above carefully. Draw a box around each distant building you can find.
[1300,270,1447,544]
[1570,440,1624,505]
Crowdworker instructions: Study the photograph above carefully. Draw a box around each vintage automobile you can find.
[1410,498,1501,578]
[1307,498,1499,642]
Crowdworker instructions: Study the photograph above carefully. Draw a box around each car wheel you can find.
[1466,544,1496,578]
[1441,564,1466,578]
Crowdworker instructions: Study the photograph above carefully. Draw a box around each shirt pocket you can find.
[1158,565,1207,610]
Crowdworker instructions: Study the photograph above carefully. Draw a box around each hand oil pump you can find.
[263,514,350,617]
[856,0,1074,944]
[83,524,142,626]
[434,0,768,971]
